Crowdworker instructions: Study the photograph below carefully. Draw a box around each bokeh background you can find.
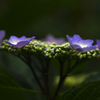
[0,0,100,40]
[0,0,100,100]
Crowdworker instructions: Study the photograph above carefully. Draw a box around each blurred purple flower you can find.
[42,34,65,44]
[0,30,5,42]
[4,36,35,48]
[66,34,97,52]
[97,40,100,50]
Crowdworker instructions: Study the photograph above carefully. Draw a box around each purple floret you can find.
[4,36,35,48]
[42,34,65,44]
[97,40,100,50]
[66,35,97,52]
[0,30,5,42]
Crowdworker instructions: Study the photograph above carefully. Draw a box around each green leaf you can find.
[0,74,21,87]
[1,51,36,89]
[0,74,43,100]
[69,59,89,75]
[0,86,42,100]
[62,81,100,100]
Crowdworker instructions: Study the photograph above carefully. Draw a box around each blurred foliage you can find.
[62,80,100,100]
[0,87,41,100]
[54,73,90,87]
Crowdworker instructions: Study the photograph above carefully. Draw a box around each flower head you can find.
[4,36,35,48]
[42,34,65,44]
[0,30,5,42]
[66,34,97,52]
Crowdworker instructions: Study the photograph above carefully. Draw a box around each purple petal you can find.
[66,35,72,44]
[4,40,29,48]
[4,35,35,48]
[0,30,5,42]
[4,41,15,46]
[42,34,65,44]
[54,39,65,44]
[66,34,97,52]
[97,40,100,50]
[16,41,29,47]
[70,44,83,51]
[71,44,97,52]
[66,35,82,44]
[28,36,36,41]
[79,40,93,46]
[19,36,27,41]
[71,44,81,49]
[72,35,82,43]
[46,34,54,41]
[82,46,97,52]
[9,36,19,43]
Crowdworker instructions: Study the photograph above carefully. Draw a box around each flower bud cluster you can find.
[2,40,100,59]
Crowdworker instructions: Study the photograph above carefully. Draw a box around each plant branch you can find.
[18,55,47,96]
[38,57,50,97]
[51,59,65,100]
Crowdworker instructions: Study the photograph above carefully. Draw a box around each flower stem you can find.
[18,55,48,97]
[38,57,50,97]
[51,58,81,100]
[51,59,65,100]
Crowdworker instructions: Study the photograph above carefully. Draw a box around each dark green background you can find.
[0,0,100,40]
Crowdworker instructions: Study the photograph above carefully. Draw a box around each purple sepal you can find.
[97,40,100,50]
[66,34,97,52]
[0,30,5,42]
[4,36,35,48]
[71,45,97,52]
[16,41,30,47]
[66,35,82,44]
[4,41,15,46]
[42,34,65,44]
[81,46,97,51]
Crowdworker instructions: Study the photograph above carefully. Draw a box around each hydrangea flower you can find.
[42,34,65,44]
[4,36,35,48]
[0,30,5,43]
[97,40,100,50]
[66,34,97,52]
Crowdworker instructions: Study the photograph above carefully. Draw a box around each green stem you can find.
[64,58,79,77]
[51,59,65,100]
[38,57,50,97]
[51,58,82,100]
[18,55,48,97]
